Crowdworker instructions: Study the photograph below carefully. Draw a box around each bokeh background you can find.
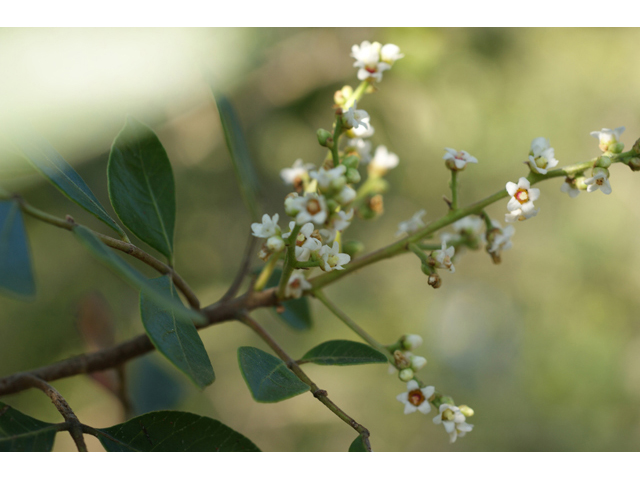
[1,28,640,452]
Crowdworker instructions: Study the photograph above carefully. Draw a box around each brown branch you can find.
[16,374,87,452]
[0,287,278,397]
[220,232,258,302]
[239,313,372,451]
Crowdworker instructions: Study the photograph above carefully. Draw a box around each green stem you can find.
[331,115,343,166]
[277,224,301,299]
[254,252,281,291]
[310,154,628,291]
[239,314,372,451]
[479,209,493,231]
[408,243,431,263]
[294,259,321,269]
[344,81,370,110]
[314,290,394,364]
[450,170,458,210]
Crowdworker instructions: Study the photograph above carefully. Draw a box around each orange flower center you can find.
[307,199,321,215]
[515,188,529,204]
[408,389,425,406]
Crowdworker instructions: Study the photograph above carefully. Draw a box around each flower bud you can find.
[401,334,423,351]
[342,155,360,169]
[342,239,364,259]
[575,176,588,190]
[427,273,442,289]
[458,405,474,417]
[266,236,285,252]
[326,198,339,213]
[334,85,353,106]
[345,168,361,184]
[394,350,412,369]
[420,262,434,276]
[317,128,333,148]
[398,368,414,382]
[595,155,612,169]
[609,142,624,154]
[633,138,640,155]
[628,157,640,172]
[284,193,300,216]
[410,355,427,371]
[591,167,610,179]
[439,395,454,406]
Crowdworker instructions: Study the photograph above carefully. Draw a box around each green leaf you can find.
[348,434,369,452]
[108,117,176,261]
[300,340,387,366]
[237,346,309,403]
[0,201,35,299]
[140,276,215,389]
[0,402,59,452]
[10,126,125,238]
[266,268,312,331]
[213,94,260,221]
[72,225,204,325]
[93,411,260,452]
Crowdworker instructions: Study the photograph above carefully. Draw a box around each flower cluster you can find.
[351,41,403,83]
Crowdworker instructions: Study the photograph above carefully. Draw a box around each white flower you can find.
[251,214,280,238]
[369,145,399,176]
[332,209,354,231]
[310,165,347,193]
[432,241,455,273]
[527,137,558,175]
[285,270,312,299]
[291,222,322,262]
[453,216,483,235]
[347,138,372,163]
[351,41,391,82]
[396,380,434,415]
[505,208,539,223]
[443,148,478,171]
[335,185,357,205]
[319,241,350,272]
[560,179,581,198]
[291,193,328,226]
[280,159,315,186]
[342,103,369,130]
[591,127,625,151]
[380,44,404,65]
[396,209,426,236]
[584,170,612,195]
[486,221,515,255]
[347,114,375,139]
[506,177,540,217]
[433,404,474,443]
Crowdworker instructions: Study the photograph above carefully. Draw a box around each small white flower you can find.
[506,177,540,216]
[443,148,478,171]
[319,241,350,272]
[332,209,354,231]
[310,165,347,192]
[560,179,581,198]
[293,223,322,262]
[584,170,612,195]
[251,214,280,238]
[347,138,373,163]
[396,210,426,237]
[486,221,515,255]
[347,114,375,139]
[432,241,455,273]
[351,40,391,82]
[396,380,434,415]
[453,216,484,236]
[280,159,315,186]
[505,207,539,223]
[291,193,328,226]
[380,43,404,65]
[342,103,369,130]
[285,270,312,299]
[335,185,357,206]
[369,145,399,176]
[591,127,625,152]
[266,235,285,253]
[433,404,474,443]
[527,137,558,175]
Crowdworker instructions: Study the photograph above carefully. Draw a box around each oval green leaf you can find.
[72,225,204,325]
[108,117,176,261]
[266,268,312,331]
[300,340,387,366]
[214,94,261,221]
[348,434,369,452]
[0,402,58,452]
[238,346,309,403]
[10,126,125,238]
[0,200,35,299]
[140,276,215,389]
[93,411,260,452]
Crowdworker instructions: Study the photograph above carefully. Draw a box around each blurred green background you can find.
[1,28,640,452]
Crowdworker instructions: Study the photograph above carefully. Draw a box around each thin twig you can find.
[239,313,372,451]
[16,374,87,452]
[221,233,258,302]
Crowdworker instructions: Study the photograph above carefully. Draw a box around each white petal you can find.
[506,182,518,196]
[404,403,418,414]
[417,401,432,414]
[443,421,455,433]
[406,380,419,390]
[507,197,522,212]
[396,392,409,403]
[528,188,541,202]
[601,181,612,195]
[517,177,531,189]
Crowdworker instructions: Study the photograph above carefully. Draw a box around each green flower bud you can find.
[345,168,361,184]
[628,157,640,172]
[342,155,360,169]
[401,334,423,351]
[458,405,474,417]
[591,167,610,179]
[609,142,624,154]
[325,198,339,213]
[633,138,640,155]
[420,262,434,276]
[439,395,455,406]
[398,368,414,382]
[342,240,364,259]
[595,155,612,169]
[575,176,588,190]
[317,128,333,148]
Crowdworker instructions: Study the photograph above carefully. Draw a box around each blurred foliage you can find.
[1,28,640,452]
